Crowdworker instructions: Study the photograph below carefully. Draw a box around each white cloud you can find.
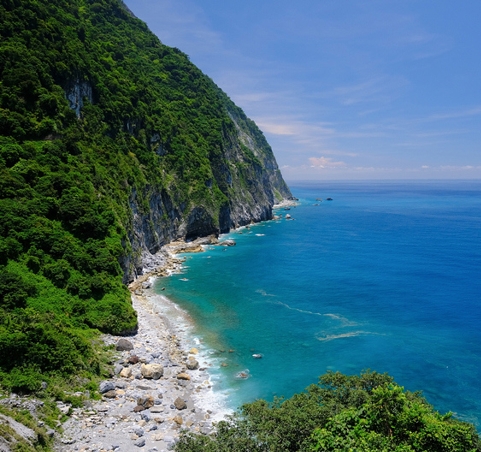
[309,157,346,168]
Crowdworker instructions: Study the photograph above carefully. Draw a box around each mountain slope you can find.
[0,0,290,389]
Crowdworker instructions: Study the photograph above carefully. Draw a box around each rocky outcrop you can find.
[0,414,38,451]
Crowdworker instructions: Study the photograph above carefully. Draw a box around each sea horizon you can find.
[154,179,481,427]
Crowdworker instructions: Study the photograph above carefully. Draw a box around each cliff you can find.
[0,0,290,389]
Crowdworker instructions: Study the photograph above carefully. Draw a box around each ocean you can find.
[153,180,481,426]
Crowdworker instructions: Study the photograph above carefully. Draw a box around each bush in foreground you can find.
[175,371,481,452]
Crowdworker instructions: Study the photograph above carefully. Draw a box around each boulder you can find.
[103,390,117,399]
[220,239,236,247]
[177,373,191,381]
[134,438,146,447]
[119,367,132,378]
[116,339,134,351]
[137,395,154,410]
[174,397,187,410]
[186,358,199,370]
[141,363,163,380]
[173,415,183,425]
[128,355,140,364]
[99,381,115,394]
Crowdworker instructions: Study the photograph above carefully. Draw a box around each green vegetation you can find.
[0,0,288,396]
[176,371,481,452]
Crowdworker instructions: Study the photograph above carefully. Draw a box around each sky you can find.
[124,0,481,181]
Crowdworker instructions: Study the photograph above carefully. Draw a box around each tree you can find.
[175,371,481,452]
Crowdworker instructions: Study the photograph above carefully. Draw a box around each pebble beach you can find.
[56,238,231,452]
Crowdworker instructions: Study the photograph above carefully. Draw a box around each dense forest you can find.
[176,371,481,451]
[0,0,289,394]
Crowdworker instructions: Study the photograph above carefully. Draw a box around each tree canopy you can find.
[175,371,481,452]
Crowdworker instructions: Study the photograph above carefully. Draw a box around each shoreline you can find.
[56,236,232,452]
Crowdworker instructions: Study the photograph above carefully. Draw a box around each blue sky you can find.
[124,0,481,180]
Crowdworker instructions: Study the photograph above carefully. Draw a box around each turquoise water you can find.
[154,180,481,426]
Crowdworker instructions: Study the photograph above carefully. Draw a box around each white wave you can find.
[316,331,382,342]
[255,233,265,236]
[256,289,276,297]
[261,298,359,326]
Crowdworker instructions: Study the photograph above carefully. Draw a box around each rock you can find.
[103,390,117,399]
[128,355,140,364]
[174,397,187,410]
[119,367,132,378]
[137,395,154,410]
[176,373,190,381]
[189,348,198,355]
[133,427,144,437]
[186,358,199,370]
[99,381,115,394]
[220,239,236,246]
[116,338,134,351]
[114,364,123,375]
[140,363,164,380]
[0,414,37,446]
[141,411,151,422]
[134,437,146,447]
[173,415,183,425]
[133,405,146,413]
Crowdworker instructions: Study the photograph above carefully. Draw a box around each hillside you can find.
[0,0,290,393]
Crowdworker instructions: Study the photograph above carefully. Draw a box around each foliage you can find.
[0,0,287,395]
[175,371,481,452]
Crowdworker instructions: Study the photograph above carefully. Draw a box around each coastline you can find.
[56,237,232,452]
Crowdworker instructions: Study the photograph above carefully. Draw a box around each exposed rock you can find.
[99,381,115,394]
[174,398,187,410]
[186,358,199,370]
[220,239,236,247]
[0,414,37,449]
[133,427,144,437]
[177,373,191,381]
[128,355,140,364]
[116,339,134,351]
[189,348,199,355]
[141,363,163,380]
[103,390,117,399]
[173,415,183,425]
[134,437,146,447]
[119,367,132,378]
[137,395,154,410]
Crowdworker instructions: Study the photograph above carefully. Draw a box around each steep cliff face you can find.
[124,100,292,281]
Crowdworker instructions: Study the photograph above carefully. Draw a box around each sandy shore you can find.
[56,239,231,452]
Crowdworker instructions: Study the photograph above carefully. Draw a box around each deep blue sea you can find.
[154,180,481,426]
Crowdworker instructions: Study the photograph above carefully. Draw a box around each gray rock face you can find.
[122,104,292,283]
[0,414,37,450]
